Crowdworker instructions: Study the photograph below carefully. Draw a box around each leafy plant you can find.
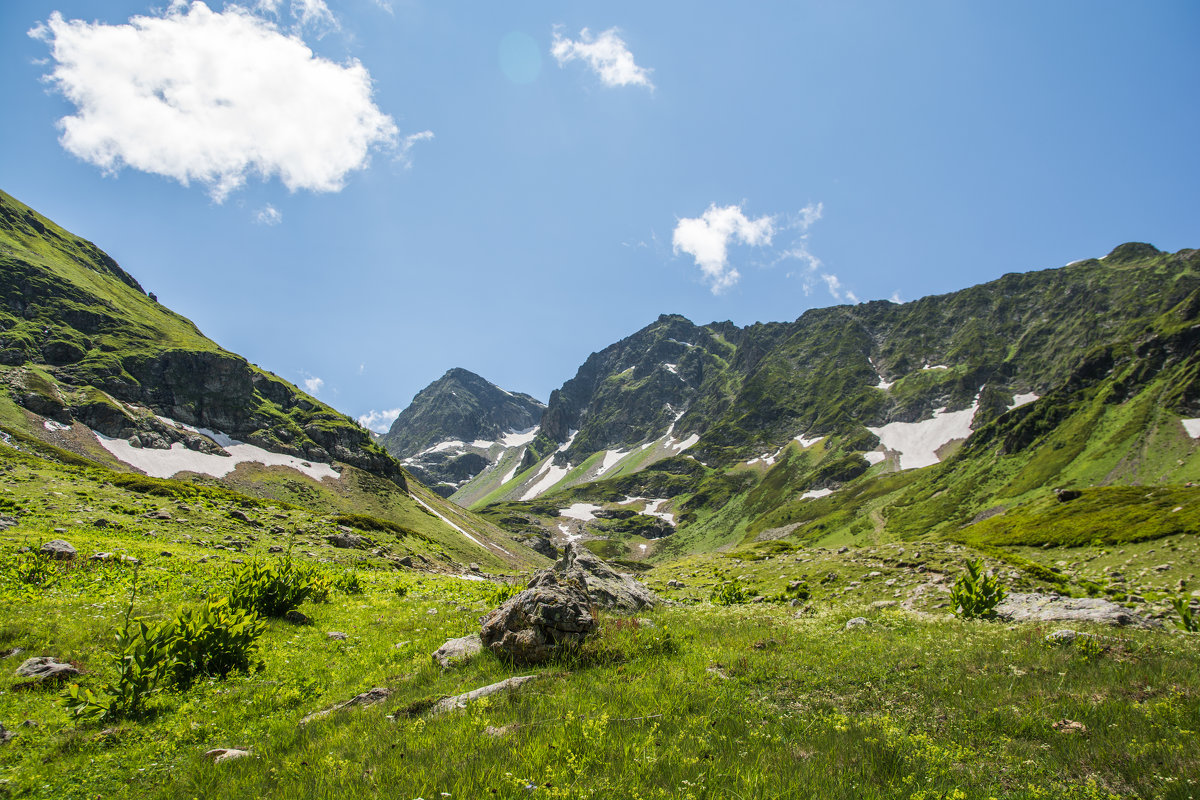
[710,578,751,606]
[229,558,314,617]
[484,582,519,606]
[950,559,1007,619]
[1171,597,1198,632]
[332,570,365,595]
[166,597,266,689]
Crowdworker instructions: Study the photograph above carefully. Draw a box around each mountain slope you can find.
[0,189,542,571]
[378,368,544,497]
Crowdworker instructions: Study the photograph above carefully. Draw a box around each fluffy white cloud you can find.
[673,204,774,294]
[30,2,399,201]
[303,376,324,395]
[551,27,653,89]
[357,408,401,434]
[254,204,282,225]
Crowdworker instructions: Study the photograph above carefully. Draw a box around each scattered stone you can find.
[483,724,517,738]
[837,546,850,554]
[205,748,251,763]
[469,562,481,573]
[145,510,171,520]
[0,517,17,531]
[667,579,684,588]
[432,634,482,668]
[1055,489,1082,503]
[90,552,113,562]
[92,518,112,529]
[1052,719,1088,735]
[1153,564,1172,572]
[326,631,349,641]
[327,533,365,549]
[996,593,1162,629]
[0,648,23,659]
[284,610,312,626]
[39,540,76,561]
[1045,629,1095,646]
[268,545,284,553]
[159,551,173,558]
[869,600,898,610]
[397,556,414,568]
[15,657,80,682]
[428,675,539,716]
[0,723,13,744]
[300,687,392,725]
[526,542,656,612]
[481,572,595,665]
[228,509,254,524]
[845,617,869,629]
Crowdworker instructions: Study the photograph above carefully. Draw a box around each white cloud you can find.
[254,204,282,225]
[290,0,337,33]
[303,376,324,395]
[30,2,399,202]
[397,130,433,169]
[551,27,653,89]
[673,204,774,294]
[357,407,401,433]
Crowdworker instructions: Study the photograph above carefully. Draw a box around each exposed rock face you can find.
[432,633,482,668]
[995,593,1162,629]
[527,542,656,612]
[480,572,595,664]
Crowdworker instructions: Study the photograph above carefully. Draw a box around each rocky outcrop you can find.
[995,593,1162,629]
[527,542,657,612]
[432,634,482,668]
[480,572,595,664]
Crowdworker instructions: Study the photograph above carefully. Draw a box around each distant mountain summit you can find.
[379,368,545,497]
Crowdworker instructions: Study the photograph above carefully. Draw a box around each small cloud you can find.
[358,407,401,433]
[551,27,653,89]
[290,0,337,34]
[303,376,324,395]
[397,130,433,169]
[889,291,902,304]
[821,273,860,304]
[358,362,365,374]
[370,0,394,14]
[673,203,774,294]
[31,2,397,202]
[254,204,282,225]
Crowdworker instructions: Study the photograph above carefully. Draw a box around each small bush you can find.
[64,615,174,722]
[229,558,314,617]
[332,570,366,595]
[950,559,1006,619]
[166,597,266,689]
[1171,597,1198,632]
[711,578,751,606]
[484,582,520,606]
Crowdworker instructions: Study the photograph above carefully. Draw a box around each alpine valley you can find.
[2,188,1199,799]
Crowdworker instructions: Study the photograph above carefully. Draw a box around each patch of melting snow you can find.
[455,574,486,582]
[94,420,340,482]
[595,449,627,477]
[43,419,70,432]
[663,363,679,374]
[922,364,950,371]
[1008,393,1039,411]
[668,338,696,348]
[500,427,539,448]
[866,399,979,471]
[800,488,834,500]
[875,376,894,390]
[411,493,506,553]
[1182,418,1200,439]
[668,433,700,453]
[641,498,676,525]
[498,451,524,485]
[864,451,887,465]
[795,434,825,449]
[557,523,581,543]
[470,439,494,449]
[520,460,570,501]
[560,503,602,521]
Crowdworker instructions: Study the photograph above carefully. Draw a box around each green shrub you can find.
[64,615,174,723]
[484,582,520,606]
[950,559,1007,619]
[166,597,266,689]
[332,570,366,595]
[710,578,751,606]
[1171,597,1198,632]
[229,558,314,617]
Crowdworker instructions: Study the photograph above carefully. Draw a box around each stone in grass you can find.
[300,687,392,725]
[432,634,482,668]
[284,610,312,626]
[996,593,1161,629]
[16,657,80,682]
[428,675,539,716]
[481,572,595,665]
[326,631,349,641]
[39,540,76,561]
[326,533,365,550]
[845,617,869,629]
[1045,629,1095,646]
[526,541,656,612]
[1052,719,1088,735]
[205,748,251,763]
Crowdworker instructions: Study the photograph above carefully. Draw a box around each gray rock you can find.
[526,542,656,612]
[16,657,80,681]
[996,593,1162,629]
[327,533,365,549]
[845,617,869,629]
[1045,629,1096,645]
[481,572,595,664]
[868,600,898,610]
[284,610,312,626]
[205,748,251,763]
[0,723,13,744]
[300,687,392,725]
[39,540,76,561]
[326,631,349,641]
[432,634,482,668]
[428,675,539,716]
[469,562,481,573]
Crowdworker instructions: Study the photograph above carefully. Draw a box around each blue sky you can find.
[2,1,1198,432]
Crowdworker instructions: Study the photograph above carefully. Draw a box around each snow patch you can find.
[557,523,581,543]
[800,488,834,500]
[499,451,524,485]
[500,427,539,448]
[922,364,949,371]
[794,434,825,448]
[94,424,340,482]
[866,400,979,471]
[560,503,602,521]
[875,376,894,390]
[43,419,70,432]
[668,338,695,348]
[1008,393,1039,410]
[411,493,505,553]
[520,460,570,501]
[595,449,627,477]
[455,574,486,582]
[863,451,887,465]
[663,363,679,374]
[470,439,494,449]
[1182,418,1200,439]
[641,498,676,525]
[669,433,700,453]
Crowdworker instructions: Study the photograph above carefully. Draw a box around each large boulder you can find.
[16,657,80,682]
[995,593,1162,629]
[527,542,656,612]
[480,572,595,665]
[432,634,482,668]
[39,540,76,561]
